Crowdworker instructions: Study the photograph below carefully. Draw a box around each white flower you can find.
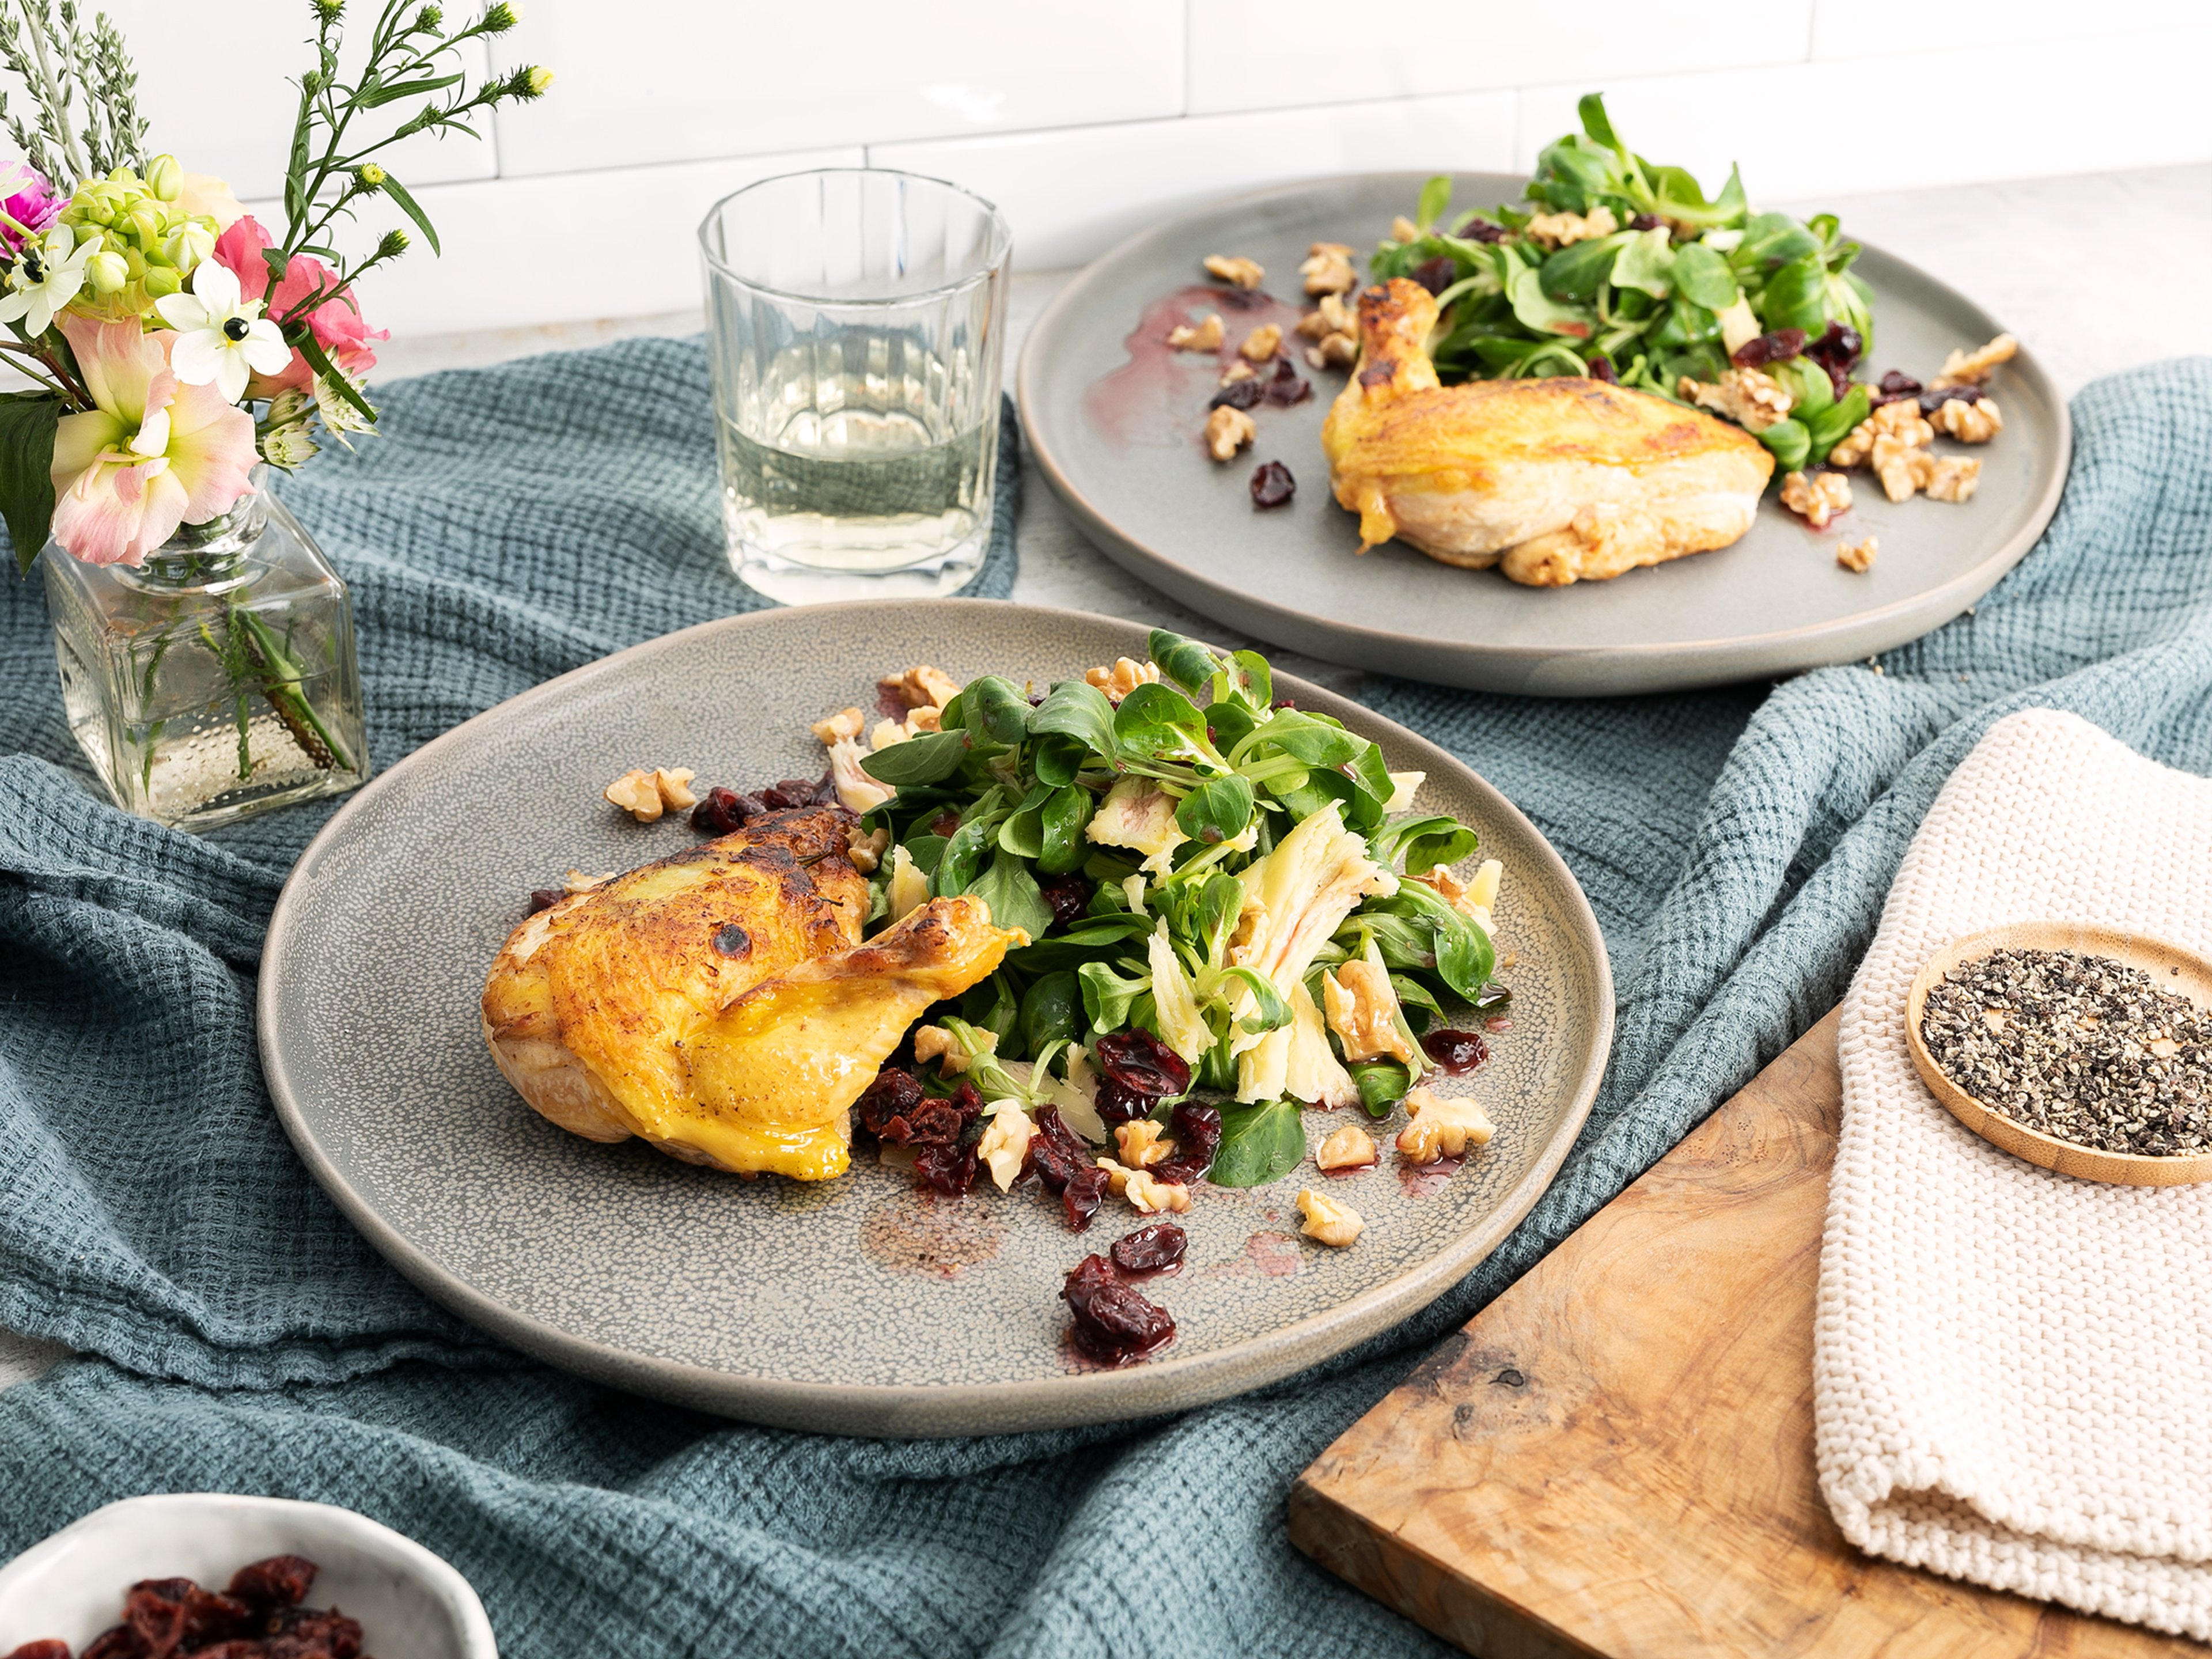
[313,370,377,446]
[0,226,96,336]
[153,260,290,402]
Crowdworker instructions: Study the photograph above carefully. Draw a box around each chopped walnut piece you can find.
[1238,323,1283,363]
[1203,253,1264,290]
[1870,399,1936,446]
[1395,1086,1496,1165]
[914,1024,993,1077]
[1827,421,1876,470]
[976,1105,1035,1193]
[1321,959,1417,1065]
[1836,536,1878,573]
[1115,1119,1175,1170]
[1408,858,1501,925]
[1167,313,1224,353]
[1315,1122,1378,1172]
[1924,454,1982,503]
[604,766,695,822]
[1297,1188,1365,1247]
[845,824,890,873]
[1930,396,2002,443]
[1085,657,1162,701]
[1296,293,1358,339]
[1307,333,1358,370]
[1679,366,1793,433]
[905,704,942,734]
[1300,241,1357,296]
[1931,332,2017,390]
[1779,469,1853,530]
[1219,359,1258,385]
[1099,1157,1192,1214]
[1391,214,1421,243]
[1873,435,1939,503]
[880,665,961,710]
[810,706,865,745]
[1203,403,1257,461]
[869,718,910,751]
[1524,204,1619,251]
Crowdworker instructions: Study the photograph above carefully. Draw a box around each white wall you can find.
[19,1,2212,339]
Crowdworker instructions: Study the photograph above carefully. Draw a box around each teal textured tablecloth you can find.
[2,340,2209,1659]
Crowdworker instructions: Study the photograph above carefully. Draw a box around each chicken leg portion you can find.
[682,896,1024,1180]
[1320,278,1774,585]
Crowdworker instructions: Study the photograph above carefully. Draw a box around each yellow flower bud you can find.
[146,154,183,201]
[85,249,130,295]
[521,65,552,96]
[355,163,387,189]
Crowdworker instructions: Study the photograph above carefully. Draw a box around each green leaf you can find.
[1768,356,1834,418]
[1758,418,1810,474]
[1373,882,1495,998]
[934,812,999,898]
[0,392,62,574]
[1757,252,1831,335]
[1609,226,1676,299]
[969,849,1054,942]
[1576,92,1625,158]
[962,674,1032,745]
[1805,384,1871,465]
[1539,232,1633,302]
[1147,628,1222,694]
[1020,971,1081,1057]
[998,793,1046,859]
[1669,241,1740,312]
[1032,733,1088,788]
[1078,958,1151,1033]
[1390,972,1444,1032]
[1729,211,1820,275]
[1415,173,1453,230]
[859,730,970,786]
[1649,295,1720,349]
[1648,162,1745,230]
[1112,681,1211,762]
[1210,1097,1307,1187]
[1217,649,1272,711]
[1035,783,1094,874]
[1350,1060,1411,1119]
[290,329,378,420]
[1249,710,1359,768]
[1369,814,1479,874]
[1175,774,1255,846]
[1507,265,1596,340]
[1030,679,1118,760]
[357,70,463,107]
[1219,967,1293,1035]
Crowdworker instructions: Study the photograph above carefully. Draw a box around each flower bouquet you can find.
[0,0,548,830]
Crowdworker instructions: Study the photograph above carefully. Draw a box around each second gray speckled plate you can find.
[260,601,1611,1436]
[1017,173,2070,696]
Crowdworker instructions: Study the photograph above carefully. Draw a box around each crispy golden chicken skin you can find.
[1321,278,1774,585]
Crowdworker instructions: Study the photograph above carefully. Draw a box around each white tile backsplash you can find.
[1186,0,1812,115]
[1808,0,2203,59]
[488,0,1185,177]
[873,90,1516,270]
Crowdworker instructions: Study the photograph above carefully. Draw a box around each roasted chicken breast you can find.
[1322,278,1774,585]
[482,805,1016,1180]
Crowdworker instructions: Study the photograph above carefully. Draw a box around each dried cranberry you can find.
[1112,1222,1187,1272]
[854,1067,925,1137]
[689,786,747,835]
[1153,1100,1221,1185]
[1024,1105,1090,1192]
[1805,319,1862,373]
[229,1556,317,1612]
[1062,1162,1111,1231]
[268,1605,366,1658]
[1628,213,1664,233]
[1270,698,1297,711]
[1037,872,1094,932]
[1410,255,1457,296]
[1730,327,1805,368]
[946,1079,986,1129]
[928,809,964,840]
[1093,1078,1150,1130]
[1094,1031,1192,1102]
[1918,385,1978,416]
[5,1643,74,1659]
[915,1141,979,1196]
[1262,357,1311,407]
[1422,1028,1490,1074]
[1585,354,1618,384]
[1249,460,1296,508]
[1453,215,1507,243]
[1063,1253,1176,1362]
[1208,377,1266,412]
[1878,369,1922,396]
[124,1579,193,1653]
[757,778,820,810]
[527,887,565,913]
[79,1631,143,1659]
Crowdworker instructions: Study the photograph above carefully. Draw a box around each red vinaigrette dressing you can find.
[1082,284,1308,448]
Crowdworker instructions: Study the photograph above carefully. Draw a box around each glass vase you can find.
[41,474,370,832]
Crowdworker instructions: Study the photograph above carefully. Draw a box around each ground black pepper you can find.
[1921,948,2212,1157]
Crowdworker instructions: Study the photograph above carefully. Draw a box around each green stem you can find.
[230,601,350,771]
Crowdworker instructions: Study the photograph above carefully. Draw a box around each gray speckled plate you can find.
[1016,173,2069,696]
[259,601,1611,1436]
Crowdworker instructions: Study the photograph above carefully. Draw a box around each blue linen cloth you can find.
[2,341,2209,1659]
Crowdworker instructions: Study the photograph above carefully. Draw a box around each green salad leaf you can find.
[1210,1097,1307,1187]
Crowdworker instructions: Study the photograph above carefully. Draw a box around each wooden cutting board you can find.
[1290,1010,2201,1657]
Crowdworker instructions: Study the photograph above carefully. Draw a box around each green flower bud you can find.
[143,265,182,298]
[517,63,552,97]
[480,2,518,30]
[261,423,321,469]
[313,0,344,17]
[145,154,183,202]
[123,200,168,245]
[122,245,149,280]
[84,249,130,295]
[377,228,410,259]
[265,388,315,426]
[167,222,215,270]
[415,3,443,28]
[355,163,387,191]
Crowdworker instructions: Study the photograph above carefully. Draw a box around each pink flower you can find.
[0,160,63,256]
[213,214,387,395]
[47,314,258,567]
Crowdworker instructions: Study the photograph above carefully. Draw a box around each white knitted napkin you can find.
[1815,708,2212,1640]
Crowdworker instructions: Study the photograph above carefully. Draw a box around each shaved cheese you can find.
[1147,921,1211,1066]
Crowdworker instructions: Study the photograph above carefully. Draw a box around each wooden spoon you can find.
[1904,920,2212,1187]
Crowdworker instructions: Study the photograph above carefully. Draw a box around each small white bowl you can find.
[0,1494,497,1657]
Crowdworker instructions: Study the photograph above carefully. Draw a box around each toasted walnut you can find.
[1396,1085,1496,1165]
[914,1024,993,1077]
[1315,1123,1378,1172]
[1115,1119,1175,1170]
[1219,359,1258,385]
[1086,657,1162,701]
[1167,313,1224,353]
[1239,323,1283,363]
[1297,1188,1365,1247]
[1099,1157,1192,1214]
[845,823,890,873]
[1931,332,2017,389]
[1835,536,1878,573]
[869,718,910,752]
[1203,403,1257,461]
[880,665,961,710]
[1203,253,1264,290]
[1306,333,1359,370]
[1779,469,1853,530]
[1930,396,2002,443]
[1873,436,1938,503]
[1524,204,1619,251]
[604,766,696,822]
[1679,366,1792,433]
[1409,858,1501,924]
[1925,454,1982,503]
[1391,214,1421,243]
[810,706,865,745]
[1322,959,1417,1065]
[977,1105,1035,1193]
[1300,241,1357,296]
[1827,419,1877,469]
[1872,399,1935,446]
[905,704,942,734]
[1296,293,1358,340]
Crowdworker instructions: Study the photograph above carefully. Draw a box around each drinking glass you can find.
[699,169,1012,604]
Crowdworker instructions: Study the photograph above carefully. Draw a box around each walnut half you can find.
[1086,657,1162,700]
[1836,536,1877,573]
[1779,469,1853,530]
[1930,396,2002,443]
[1299,241,1357,296]
[604,766,696,823]
[1203,403,1256,462]
[1238,323,1283,363]
[1167,313,1224,353]
[1203,253,1264,290]
[1297,1188,1365,1247]
[1931,332,2017,390]
[1395,1086,1495,1165]
[1315,1122,1378,1172]
[1679,366,1793,433]
[1099,1157,1192,1214]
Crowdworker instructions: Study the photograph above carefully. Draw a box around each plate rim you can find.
[1014,170,2072,696]
[259,597,1615,1435]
